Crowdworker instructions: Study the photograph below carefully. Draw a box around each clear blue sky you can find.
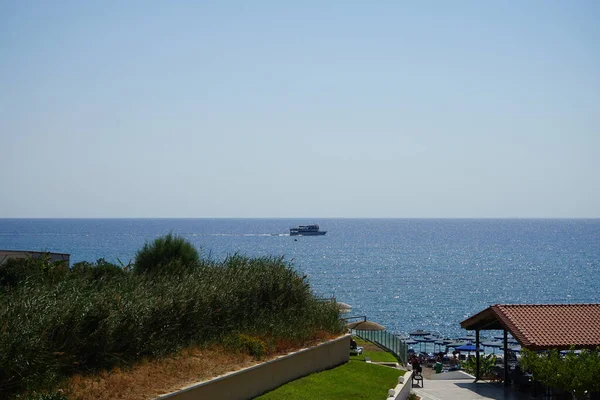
[1,1,599,218]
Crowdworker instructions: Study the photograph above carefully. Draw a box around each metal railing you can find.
[353,329,408,365]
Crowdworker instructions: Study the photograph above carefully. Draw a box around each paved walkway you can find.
[413,379,532,400]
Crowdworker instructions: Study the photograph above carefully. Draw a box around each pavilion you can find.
[460,303,600,386]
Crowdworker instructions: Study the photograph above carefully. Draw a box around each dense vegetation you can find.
[520,348,600,399]
[0,236,344,399]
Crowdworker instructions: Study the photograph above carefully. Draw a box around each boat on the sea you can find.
[290,224,326,236]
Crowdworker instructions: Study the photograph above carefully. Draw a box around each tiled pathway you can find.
[413,379,532,400]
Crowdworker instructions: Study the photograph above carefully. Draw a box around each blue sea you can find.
[1,218,599,339]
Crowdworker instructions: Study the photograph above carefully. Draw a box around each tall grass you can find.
[0,243,344,398]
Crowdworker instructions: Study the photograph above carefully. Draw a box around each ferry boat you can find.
[289,224,327,236]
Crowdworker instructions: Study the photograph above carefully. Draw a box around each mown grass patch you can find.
[350,350,399,363]
[256,360,404,400]
[350,337,400,362]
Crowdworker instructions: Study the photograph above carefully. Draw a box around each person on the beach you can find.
[411,354,422,373]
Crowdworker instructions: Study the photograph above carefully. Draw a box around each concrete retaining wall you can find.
[390,370,413,400]
[157,334,351,400]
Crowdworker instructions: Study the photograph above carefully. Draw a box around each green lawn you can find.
[350,350,399,362]
[256,360,405,400]
[350,337,400,363]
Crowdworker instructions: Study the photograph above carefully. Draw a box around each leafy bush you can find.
[133,233,200,276]
[461,353,496,376]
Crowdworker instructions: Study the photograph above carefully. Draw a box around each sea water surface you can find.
[1,218,599,338]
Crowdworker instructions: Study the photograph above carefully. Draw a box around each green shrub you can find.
[461,353,496,376]
[134,234,200,276]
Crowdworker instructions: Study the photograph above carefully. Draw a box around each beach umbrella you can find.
[493,335,518,344]
[405,339,418,345]
[482,341,503,354]
[458,335,476,341]
[415,335,437,342]
[455,343,483,352]
[414,335,436,352]
[421,336,443,352]
[434,340,445,352]
[444,341,466,352]
[409,329,431,336]
[482,341,503,348]
[347,320,385,331]
[444,340,465,347]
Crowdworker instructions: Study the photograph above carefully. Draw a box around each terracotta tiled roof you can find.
[461,304,600,351]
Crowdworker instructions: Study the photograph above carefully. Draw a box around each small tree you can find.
[134,233,200,276]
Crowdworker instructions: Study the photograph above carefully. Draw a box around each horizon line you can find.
[1,217,599,220]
